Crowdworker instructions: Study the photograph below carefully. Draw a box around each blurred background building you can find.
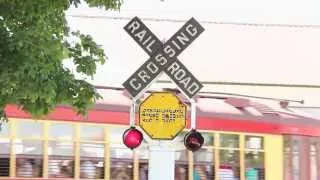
[2,0,320,179]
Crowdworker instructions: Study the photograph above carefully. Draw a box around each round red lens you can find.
[123,127,143,149]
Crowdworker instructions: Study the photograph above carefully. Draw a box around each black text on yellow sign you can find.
[139,92,187,140]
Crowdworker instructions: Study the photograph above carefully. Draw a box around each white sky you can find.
[69,0,320,24]
[65,0,320,107]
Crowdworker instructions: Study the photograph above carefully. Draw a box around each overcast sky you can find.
[65,0,320,107]
[69,0,320,24]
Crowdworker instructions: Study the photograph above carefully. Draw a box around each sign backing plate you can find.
[139,92,187,140]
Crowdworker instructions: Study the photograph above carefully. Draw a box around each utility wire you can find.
[289,106,320,109]
[67,14,320,29]
[157,80,320,89]
[93,85,304,103]
[70,14,320,90]
[199,92,303,104]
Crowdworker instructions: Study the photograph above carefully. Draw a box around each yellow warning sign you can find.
[139,92,187,140]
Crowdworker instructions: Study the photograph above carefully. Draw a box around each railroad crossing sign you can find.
[139,92,187,140]
[123,17,205,99]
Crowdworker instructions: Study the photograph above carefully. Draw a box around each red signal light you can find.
[123,127,143,150]
[184,129,204,152]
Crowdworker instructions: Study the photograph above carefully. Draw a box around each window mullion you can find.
[74,124,80,179]
[42,122,49,178]
[240,134,245,180]
[9,121,16,178]
[104,126,110,180]
[188,150,193,180]
[214,133,219,180]
[133,149,139,180]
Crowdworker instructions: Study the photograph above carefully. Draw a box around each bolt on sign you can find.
[123,16,205,99]
[139,92,187,140]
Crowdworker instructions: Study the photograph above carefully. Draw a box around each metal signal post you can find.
[122,16,205,180]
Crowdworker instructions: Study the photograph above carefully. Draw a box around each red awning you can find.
[5,88,320,136]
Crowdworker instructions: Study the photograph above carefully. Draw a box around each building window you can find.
[15,140,43,178]
[194,148,214,179]
[0,119,275,179]
[109,127,133,179]
[245,151,264,180]
[48,123,74,178]
[138,141,149,180]
[0,123,10,177]
[79,125,105,179]
[245,136,265,180]
[219,134,240,180]
[220,134,239,148]
[175,131,188,180]
[80,143,104,179]
[310,144,317,180]
[0,123,9,137]
[16,120,42,138]
[0,139,10,177]
[309,137,320,180]
[284,136,301,180]
[14,121,43,178]
[48,141,74,178]
[49,123,73,141]
[175,149,188,180]
[245,136,264,150]
[109,126,127,144]
[203,132,214,146]
[80,125,104,141]
[110,144,134,180]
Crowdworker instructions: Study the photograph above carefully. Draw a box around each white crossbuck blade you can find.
[122,16,205,99]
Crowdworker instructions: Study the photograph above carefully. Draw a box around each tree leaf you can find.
[0,0,118,122]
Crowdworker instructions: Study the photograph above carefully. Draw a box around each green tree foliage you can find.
[0,0,121,122]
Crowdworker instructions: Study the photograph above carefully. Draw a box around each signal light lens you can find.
[123,127,143,150]
[184,129,204,152]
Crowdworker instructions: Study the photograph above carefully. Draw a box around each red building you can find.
[1,87,319,180]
